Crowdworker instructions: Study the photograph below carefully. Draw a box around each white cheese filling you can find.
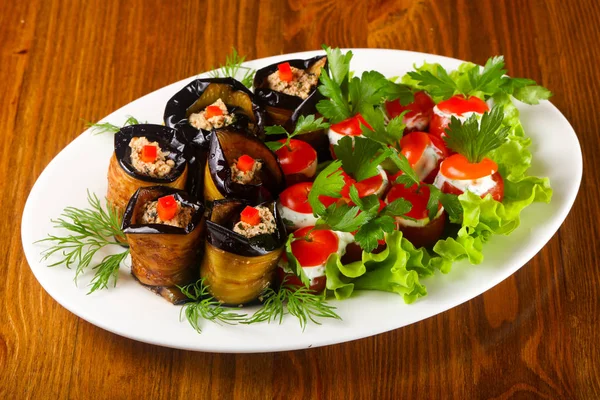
[276,202,318,230]
[404,112,429,131]
[413,144,442,181]
[433,172,497,196]
[327,128,363,147]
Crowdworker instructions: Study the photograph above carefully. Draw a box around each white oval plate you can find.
[21,49,582,353]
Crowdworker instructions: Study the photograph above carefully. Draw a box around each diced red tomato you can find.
[277,62,293,82]
[290,226,339,267]
[236,155,256,172]
[205,105,223,119]
[429,95,489,138]
[240,206,261,226]
[275,139,317,183]
[157,195,177,221]
[279,182,313,214]
[141,145,157,163]
[385,91,435,132]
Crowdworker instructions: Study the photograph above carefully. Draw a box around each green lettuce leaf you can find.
[325,231,430,304]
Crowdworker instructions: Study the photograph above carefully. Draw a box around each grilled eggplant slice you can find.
[204,128,285,204]
[201,199,285,305]
[163,78,265,197]
[253,55,329,157]
[107,124,188,220]
[122,186,205,304]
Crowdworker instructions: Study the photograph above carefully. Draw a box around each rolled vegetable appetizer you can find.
[327,114,371,158]
[163,77,265,197]
[399,131,448,184]
[122,186,205,304]
[200,199,286,306]
[106,124,188,220]
[253,56,329,155]
[204,128,285,204]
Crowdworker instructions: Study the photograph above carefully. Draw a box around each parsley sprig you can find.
[444,105,510,163]
[264,114,329,151]
[36,191,128,294]
[179,279,247,333]
[85,115,142,135]
[242,278,341,330]
[316,46,413,123]
[209,47,255,88]
[405,56,552,104]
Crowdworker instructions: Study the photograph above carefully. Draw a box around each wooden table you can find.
[2,0,599,398]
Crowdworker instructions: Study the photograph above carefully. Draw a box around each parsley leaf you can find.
[359,105,405,147]
[381,198,412,217]
[333,136,391,181]
[354,216,396,253]
[439,193,463,223]
[209,47,255,88]
[380,80,415,105]
[308,160,344,216]
[317,72,352,122]
[265,114,329,151]
[406,64,458,99]
[348,71,390,114]
[443,105,510,163]
[316,202,369,232]
[322,45,353,86]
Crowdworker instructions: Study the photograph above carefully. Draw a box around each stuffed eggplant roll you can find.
[200,199,285,306]
[107,124,188,220]
[253,55,328,156]
[204,128,285,204]
[163,78,265,197]
[122,186,205,304]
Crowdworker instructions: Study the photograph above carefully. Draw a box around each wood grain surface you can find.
[2,0,599,398]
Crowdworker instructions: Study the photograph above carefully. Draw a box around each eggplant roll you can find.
[253,55,329,157]
[122,186,205,304]
[106,124,188,219]
[163,78,265,197]
[201,199,285,305]
[204,128,285,204]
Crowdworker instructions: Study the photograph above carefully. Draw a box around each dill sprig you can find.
[36,190,128,293]
[85,115,142,135]
[209,47,256,88]
[178,279,248,333]
[243,280,341,331]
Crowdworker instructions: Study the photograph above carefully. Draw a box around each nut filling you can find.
[140,200,193,228]
[129,137,175,178]
[231,159,263,184]
[267,66,319,99]
[233,206,276,238]
[188,98,235,131]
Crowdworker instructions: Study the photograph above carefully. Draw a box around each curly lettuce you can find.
[326,231,431,304]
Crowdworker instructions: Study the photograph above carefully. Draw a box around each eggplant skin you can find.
[122,186,205,289]
[253,55,327,128]
[204,128,285,204]
[253,55,330,159]
[163,77,266,145]
[107,124,188,218]
[200,199,286,305]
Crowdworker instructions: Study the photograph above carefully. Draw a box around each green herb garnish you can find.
[36,191,128,293]
[243,279,341,330]
[178,279,247,333]
[209,47,255,88]
[264,114,329,151]
[85,115,142,135]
